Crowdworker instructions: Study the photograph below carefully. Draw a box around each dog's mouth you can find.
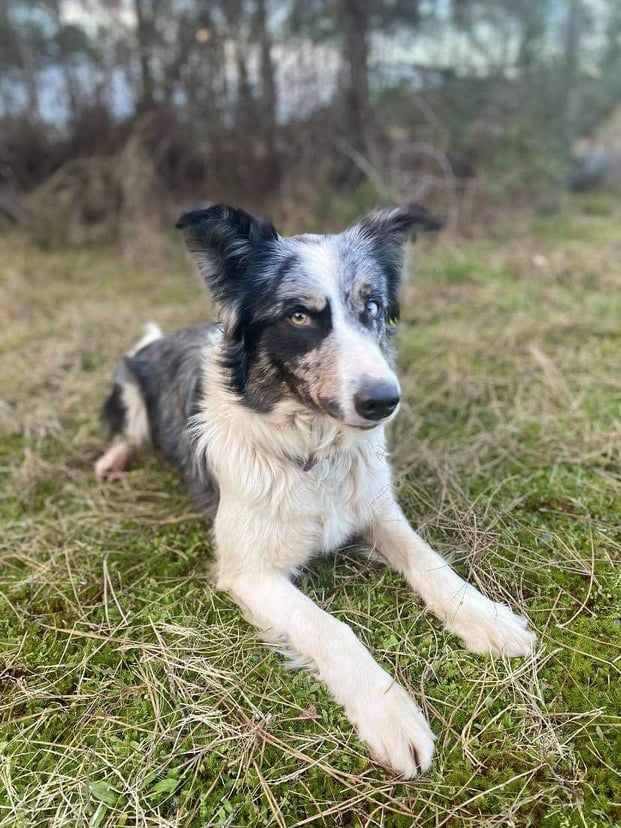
[316,404,381,431]
[290,391,396,432]
[317,401,398,431]
[343,402,401,431]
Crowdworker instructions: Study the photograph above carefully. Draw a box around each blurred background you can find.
[1,0,621,250]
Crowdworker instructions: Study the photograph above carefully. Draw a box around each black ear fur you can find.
[175,204,279,305]
[356,203,442,324]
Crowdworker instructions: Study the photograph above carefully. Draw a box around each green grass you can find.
[1,196,620,826]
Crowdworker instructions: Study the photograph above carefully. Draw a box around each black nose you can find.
[354,379,400,421]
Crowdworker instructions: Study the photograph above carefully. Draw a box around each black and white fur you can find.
[96,204,536,777]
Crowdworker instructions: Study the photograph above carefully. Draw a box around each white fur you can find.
[122,326,162,448]
[120,382,149,447]
[368,500,537,657]
[94,437,131,481]
[289,240,400,427]
[128,320,163,355]
[189,341,536,777]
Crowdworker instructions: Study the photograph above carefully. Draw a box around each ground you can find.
[0,194,620,827]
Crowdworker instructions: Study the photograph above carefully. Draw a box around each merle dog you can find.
[96,204,536,776]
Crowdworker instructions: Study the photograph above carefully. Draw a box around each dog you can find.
[95,204,536,777]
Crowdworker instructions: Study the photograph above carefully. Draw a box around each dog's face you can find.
[177,204,440,429]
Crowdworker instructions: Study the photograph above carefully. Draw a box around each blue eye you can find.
[365,299,381,318]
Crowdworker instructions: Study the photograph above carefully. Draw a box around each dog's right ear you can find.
[176,205,279,305]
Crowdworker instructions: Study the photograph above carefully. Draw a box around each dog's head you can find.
[177,204,440,430]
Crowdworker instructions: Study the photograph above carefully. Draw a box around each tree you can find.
[562,0,582,158]
[133,0,156,111]
[338,0,370,158]
[255,0,280,183]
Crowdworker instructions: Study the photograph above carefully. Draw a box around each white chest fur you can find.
[192,381,393,578]
[301,451,388,553]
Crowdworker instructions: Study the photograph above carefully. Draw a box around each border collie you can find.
[95,204,536,777]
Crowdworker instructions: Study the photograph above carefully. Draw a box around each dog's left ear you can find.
[175,204,279,307]
[357,203,442,245]
[354,204,442,322]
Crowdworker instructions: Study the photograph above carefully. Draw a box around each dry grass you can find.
[0,194,620,827]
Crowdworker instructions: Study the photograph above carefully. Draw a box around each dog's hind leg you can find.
[95,379,148,481]
[95,323,162,481]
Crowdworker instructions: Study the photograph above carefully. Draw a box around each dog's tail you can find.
[127,321,163,356]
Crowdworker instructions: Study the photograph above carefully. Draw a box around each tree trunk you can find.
[517,1,547,71]
[47,0,80,119]
[235,44,253,132]
[339,0,370,180]
[562,0,581,161]
[256,0,280,186]
[603,3,621,71]
[133,0,156,111]
[16,37,40,120]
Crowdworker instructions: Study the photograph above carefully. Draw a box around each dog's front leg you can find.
[368,500,536,657]
[218,566,435,777]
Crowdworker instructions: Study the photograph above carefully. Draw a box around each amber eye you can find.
[289,310,310,326]
[365,299,381,318]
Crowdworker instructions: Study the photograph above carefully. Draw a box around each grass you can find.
[0,195,620,827]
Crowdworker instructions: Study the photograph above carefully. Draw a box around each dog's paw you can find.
[94,442,130,482]
[354,683,435,778]
[446,591,536,657]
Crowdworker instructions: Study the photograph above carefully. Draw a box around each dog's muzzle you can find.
[353,378,400,422]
